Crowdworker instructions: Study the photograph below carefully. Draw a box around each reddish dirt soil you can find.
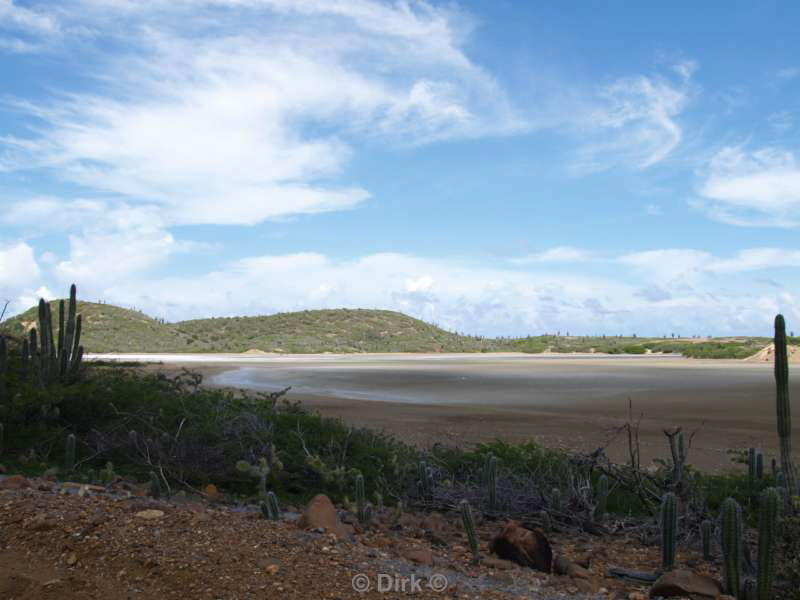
[0,476,723,600]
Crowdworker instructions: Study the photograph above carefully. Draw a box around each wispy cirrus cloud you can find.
[1,0,524,226]
[569,61,695,174]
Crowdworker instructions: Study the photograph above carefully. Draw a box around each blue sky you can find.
[1,1,799,336]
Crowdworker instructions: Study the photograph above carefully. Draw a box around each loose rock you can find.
[489,521,552,573]
[650,569,721,600]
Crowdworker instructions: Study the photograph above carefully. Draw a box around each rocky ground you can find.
[0,473,725,600]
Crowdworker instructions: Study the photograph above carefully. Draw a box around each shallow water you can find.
[206,354,781,408]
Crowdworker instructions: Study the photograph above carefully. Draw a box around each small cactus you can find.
[594,474,609,521]
[355,472,369,525]
[261,491,281,521]
[485,454,498,511]
[756,488,780,600]
[701,519,714,560]
[722,497,743,598]
[660,492,678,571]
[551,487,561,512]
[236,457,270,500]
[460,499,480,564]
[149,471,162,498]
[417,460,434,500]
[539,509,552,532]
[100,461,115,485]
[64,433,76,472]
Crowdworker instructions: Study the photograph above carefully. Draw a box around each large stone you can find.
[489,520,552,573]
[298,494,350,537]
[650,569,721,600]
[0,475,32,490]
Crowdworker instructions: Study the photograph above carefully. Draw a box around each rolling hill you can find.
[0,302,506,353]
[1,300,786,357]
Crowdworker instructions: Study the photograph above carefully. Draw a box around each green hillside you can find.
[1,300,780,356]
[1,302,506,353]
[1,301,190,353]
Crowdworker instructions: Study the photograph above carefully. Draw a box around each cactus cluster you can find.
[774,315,798,508]
[28,285,84,387]
[460,499,480,563]
[660,492,678,571]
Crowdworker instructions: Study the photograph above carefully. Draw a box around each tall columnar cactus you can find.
[0,422,4,456]
[594,474,609,521]
[31,285,84,387]
[261,491,281,521]
[701,519,714,560]
[756,488,780,600]
[64,433,76,472]
[660,492,678,571]
[774,315,798,508]
[460,499,480,563]
[485,454,498,511]
[722,497,743,598]
[749,448,757,483]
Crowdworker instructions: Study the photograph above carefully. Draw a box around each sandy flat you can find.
[90,352,800,473]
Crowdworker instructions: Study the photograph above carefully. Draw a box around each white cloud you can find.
[61,249,795,336]
[694,146,800,227]
[3,242,799,335]
[0,0,59,34]
[0,241,43,318]
[645,203,662,216]
[509,247,592,265]
[618,247,800,283]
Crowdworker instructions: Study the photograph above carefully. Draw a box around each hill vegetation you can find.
[1,299,785,357]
